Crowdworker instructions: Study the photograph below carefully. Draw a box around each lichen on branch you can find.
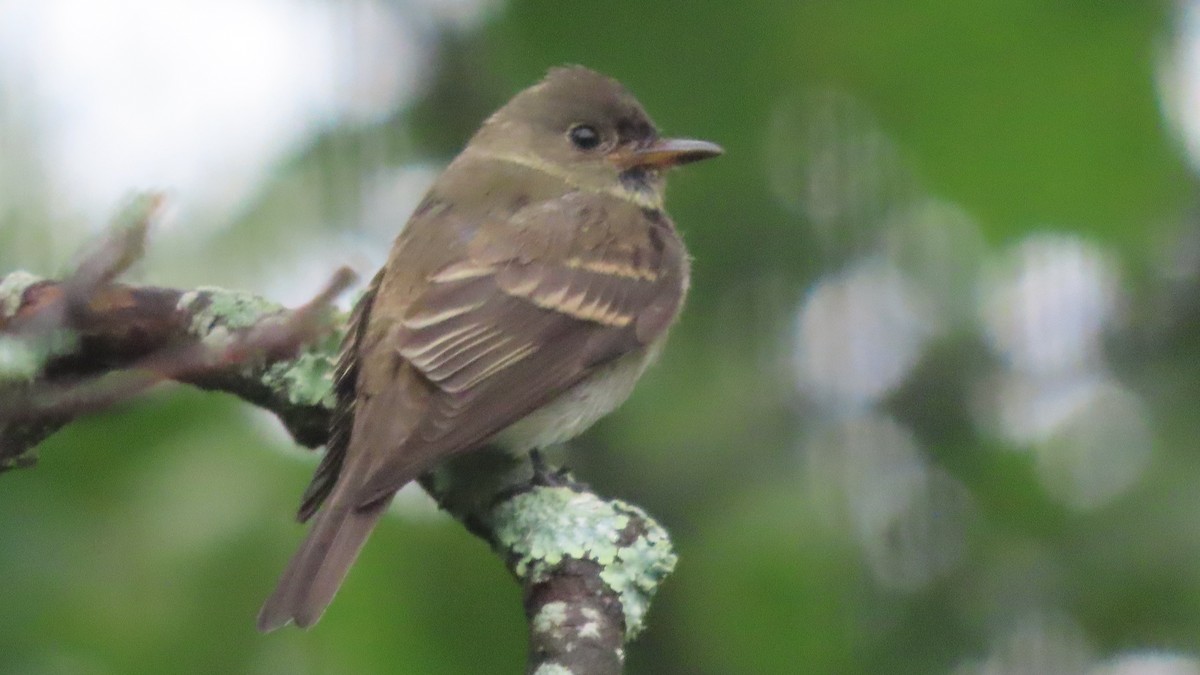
[0,197,677,674]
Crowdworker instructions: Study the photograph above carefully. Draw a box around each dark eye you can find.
[568,125,601,150]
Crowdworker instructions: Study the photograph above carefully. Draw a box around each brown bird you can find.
[257,66,722,631]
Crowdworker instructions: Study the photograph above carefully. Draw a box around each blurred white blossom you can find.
[979,233,1122,376]
[804,414,972,591]
[955,612,1094,675]
[1090,652,1200,675]
[794,258,936,408]
[766,89,919,248]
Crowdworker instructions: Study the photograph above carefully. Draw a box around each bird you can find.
[257,65,722,631]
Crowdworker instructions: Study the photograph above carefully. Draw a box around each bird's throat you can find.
[469,149,665,210]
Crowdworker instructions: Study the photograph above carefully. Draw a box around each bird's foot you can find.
[529,449,575,488]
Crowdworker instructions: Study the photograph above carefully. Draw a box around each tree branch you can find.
[0,232,675,674]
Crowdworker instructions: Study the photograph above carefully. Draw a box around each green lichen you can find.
[175,287,346,410]
[259,329,341,409]
[0,335,41,381]
[531,601,570,641]
[494,487,628,578]
[176,287,346,408]
[0,271,43,319]
[492,486,678,639]
[177,287,286,345]
[596,507,677,639]
[0,272,78,382]
[532,664,573,675]
[577,606,602,639]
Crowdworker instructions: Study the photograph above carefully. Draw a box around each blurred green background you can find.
[3,0,1200,673]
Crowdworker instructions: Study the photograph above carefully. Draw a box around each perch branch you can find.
[0,218,675,675]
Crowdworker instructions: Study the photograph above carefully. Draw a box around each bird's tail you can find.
[257,494,390,632]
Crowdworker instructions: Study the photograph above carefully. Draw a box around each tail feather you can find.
[257,496,390,632]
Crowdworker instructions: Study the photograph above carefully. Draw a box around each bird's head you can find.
[469,66,722,203]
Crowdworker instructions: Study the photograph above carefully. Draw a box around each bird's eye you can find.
[568,125,601,151]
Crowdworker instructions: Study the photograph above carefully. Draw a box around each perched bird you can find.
[258,66,722,631]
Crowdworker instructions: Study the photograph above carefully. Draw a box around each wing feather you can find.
[295,269,384,522]
[348,200,685,505]
[265,172,688,631]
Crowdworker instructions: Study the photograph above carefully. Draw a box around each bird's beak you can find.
[615,138,724,170]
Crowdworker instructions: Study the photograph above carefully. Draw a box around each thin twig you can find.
[3,266,356,429]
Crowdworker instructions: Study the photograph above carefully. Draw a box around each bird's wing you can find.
[259,192,685,630]
[347,192,686,506]
[295,269,384,522]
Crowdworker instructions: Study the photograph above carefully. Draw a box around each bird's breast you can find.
[494,338,667,453]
